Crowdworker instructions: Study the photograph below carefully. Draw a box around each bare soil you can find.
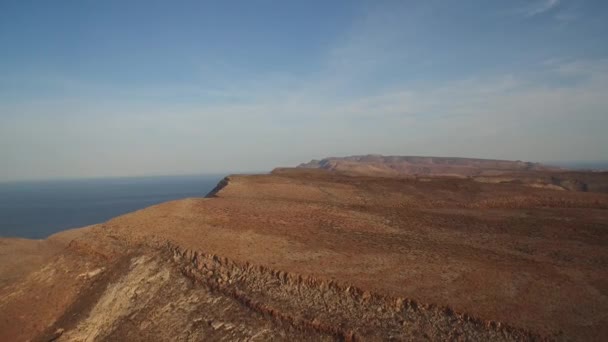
[1,167,607,341]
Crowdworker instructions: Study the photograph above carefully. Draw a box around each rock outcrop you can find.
[170,244,544,341]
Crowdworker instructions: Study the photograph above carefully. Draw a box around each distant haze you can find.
[1,1,607,181]
[544,161,608,170]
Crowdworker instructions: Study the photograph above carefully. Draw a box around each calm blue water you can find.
[0,174,225,239]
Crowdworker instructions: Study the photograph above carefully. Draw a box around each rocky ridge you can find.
[170,243,545,341]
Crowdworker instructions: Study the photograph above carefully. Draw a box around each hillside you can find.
[298,155,608,193]
[1,166,608,341]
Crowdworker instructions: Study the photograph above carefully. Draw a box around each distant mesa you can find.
[297,154,559,177]
[296,154,608,193]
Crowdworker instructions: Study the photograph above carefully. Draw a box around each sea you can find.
[0,174,225,239]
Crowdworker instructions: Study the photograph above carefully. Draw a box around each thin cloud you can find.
[2,1,607,180]
[554,10,579,22]
[526,0,560,16]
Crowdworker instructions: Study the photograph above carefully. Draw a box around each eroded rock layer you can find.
[170,244,543,341]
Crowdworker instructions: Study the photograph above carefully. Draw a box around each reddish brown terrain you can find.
[1,156,608,341]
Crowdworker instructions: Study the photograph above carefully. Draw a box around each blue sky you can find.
[1,0,607,180]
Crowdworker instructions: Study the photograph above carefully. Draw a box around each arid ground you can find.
[1,157,607,341]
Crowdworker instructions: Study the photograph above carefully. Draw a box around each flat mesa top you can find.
[1,168,607,341]
[105,169,608,339]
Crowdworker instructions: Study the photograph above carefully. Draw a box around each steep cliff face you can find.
[205,176,231,197]
[1,168,607,341]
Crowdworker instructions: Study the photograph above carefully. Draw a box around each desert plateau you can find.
[3,1,608,340]
[1,156,607,341]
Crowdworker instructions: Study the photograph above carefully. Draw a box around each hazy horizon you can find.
[1,155,606,183]
[2,1,607,181]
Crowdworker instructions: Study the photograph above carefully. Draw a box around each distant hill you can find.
[295,154,608,193]
[298,154,560,177]
[544,161,608,171]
